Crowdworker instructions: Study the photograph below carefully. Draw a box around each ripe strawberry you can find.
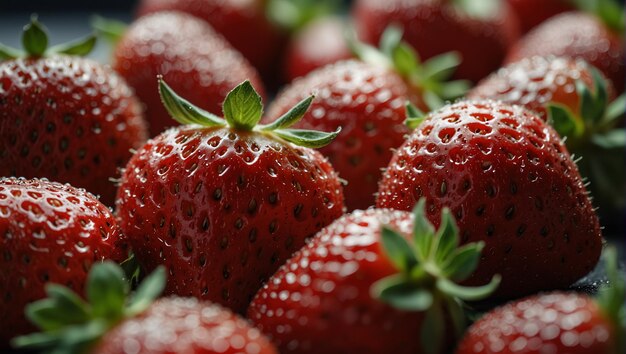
[284,16,352,82]
[456,247,624,354]
[13,262,278,354]
[248,201,500,353]
[112,11,266,137]
[0,17,148,205]
[352,0,520,82]
[267,27,468,210]
[0,177,127,348]
[116,79,344,314]
[506,11,625,92]
[506,0,573,33]
[469,56,626,219]
[376,100,602,299]
[136,0,284,83]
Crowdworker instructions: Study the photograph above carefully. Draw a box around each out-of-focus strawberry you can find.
[507,0,574,32]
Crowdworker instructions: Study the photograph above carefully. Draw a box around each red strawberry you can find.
[352,0,520,82]
[136,0,284,83]
[248,202,500,353]
[376,100,602,299]
[116,79,344,314]
[13,262,278,354]
[456,247,624,354]
[112,11,266,137]
[0,177,127,348]
[268,27,468,210]
[506,11,625,92]
[0,17,148,205]
[469,56,626,219]
[506,0,574,33]
[283,16,352,82]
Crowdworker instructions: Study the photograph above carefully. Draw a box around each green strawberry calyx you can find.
[596,246,625,353]
[0,15,96,60]
[266,0,339,32]
[159,77,341,148]
[371,198,501,354]
[349,25,470,111]
[571,0,625,32]
[405,101,428,129]
[91,15,128,46]
[12,262,166,354]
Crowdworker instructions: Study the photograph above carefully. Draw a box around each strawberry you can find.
[267,26,468,210]
[136,0,285,84]
[506,0,574,33]
[455,247,624,354]
[376,100,602,299]
[0,17,148,205]
[0,177,127,348]
[469,56,626,221]
[112,11,266,137]
[283,16,352,82]
[248,200,500,353]
[506,10,625,92]
[352,0,520,82]
[115,79,344,314]
[13,262,278,354]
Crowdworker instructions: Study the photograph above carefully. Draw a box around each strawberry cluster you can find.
[1,0,624,353]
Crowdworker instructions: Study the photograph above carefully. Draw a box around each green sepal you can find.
[603,93,625,127]
[25,285,90,331]
[0,43,23,60]
[222,81,264,131]
[22,15,48,57]
[272,127,341,148]
[120,253,141,288]
[371,274,433,311]
[420,300,444,354]
[577,70,605,127]
[260,95,314,131]
[591,129,626,149]
[91,15,127,45]
[422,52,461,82]
[158,77,225,127]
[547,103,583,140]
[442,242,485,282]
[445,296,467,339]
[436,275,501,301]
[48,34,97,56]
[572,0,625,32]
[596,246,625,353]
[452,0,501,20]
[405,101,427,130]
[433,208,459,264]
[266,0,339,32]
[12,320,108,353]
[126,266,166,316]
[381,225,419,271]
[87,262,128,319]
[412,198,435,261]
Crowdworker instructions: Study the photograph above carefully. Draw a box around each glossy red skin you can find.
[469,56,615,121]
[0,56,147,205]
[284,16,353,82]
[353,0,520,82]
[113,11,266,137]
[506,12,625,92]
[93,297,277,354]
[456,292,616,354]
[507,0,573,33]
[376,100,602,299]
[0,178,127,347]
[267,60,413,211]
[249,209,433,354]
[137,0,284,83]
[116,126,344,314]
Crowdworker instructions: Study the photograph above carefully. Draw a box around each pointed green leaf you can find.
[120,253,141,287]
[158,78,225,127]
[604,93,626,126]
[379,24,403,58]
[423,90,445,111]
[346,27,391,69]
[592,129,626,149]
[25,299,72,331]
[381,225,419,271]
[260,95,314,131]
[86,261,128,319]
[25,284,92,330]
[411,198,435,261]
[547,103,582,139]
[12,330,65,350]
[126,266,167,316]
[442,242,485,282]
[48,34,96,56]
[439,79,471,100]
[22,15,49,57]
[392,43,419,77]
[591,67,608,112]
[577,76,603,127]
[222,81,264,130]
[420,301,444,354]
[405,102,427,130]
[433,208,459,264]
[371,274,433,311]
[91,15,127,44]
[272,127,340,148]
[423,52,461,81]
[597,247,625,333]
[436,275,501,301]
[0,43,23,60]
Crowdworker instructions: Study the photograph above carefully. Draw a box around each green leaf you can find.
[260,95,314,131]
[0,43,23,60]
[444,296,466,339]
[442,242,485,282]
[371,274,433,311]
[595,0,625,31]
[381,225,419,271]
[420,301,444,354]
[423,52,461,81]
[592,129,626,149]
[158,78,225,127]
[577,77,603,127]
[405,102,427,130]
[222,81,264,131]
[439,79,471,100]
[423,90,445,111]
[436,275,501,301]
[597,246,625,345]
[22,15,49,57]
[591,67,608,112]
[266,0,337,31]
[126,266,167,316]
[91,15,127,44]
[604,93,626,127]
[120,253,141,287]
[378,24,403,58]
[272,127,340,148]
[86,261,128,320]
[411,198,435,261]
[48,34,96,56]
[547,103,582,139]
[453,0,501,20]
[392,43,419,77]
[433,208,459,264]
[25,299,72,332]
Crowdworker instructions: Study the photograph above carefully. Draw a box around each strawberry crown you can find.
[596,246,625,353]
[372,198,501,354]
[0,15,96,60]
[12,262,166,353]
[266,0,340,32]
[158,78,340,148]
[349,25,470,111]
[571,0,625,32]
